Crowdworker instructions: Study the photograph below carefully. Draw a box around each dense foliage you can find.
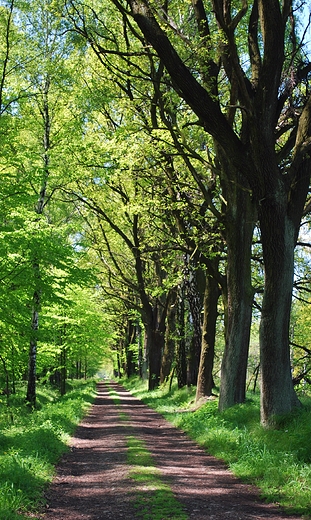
[2,2,311,516]
[0,0,311,425]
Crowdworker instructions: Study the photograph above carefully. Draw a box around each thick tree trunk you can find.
[187,337,199,386]
[141,299,168,390]
[219,180,256,411]
[124,321,137,378]
[196,273,220,401]
[185,265,205,386]
[145,324,165,390]
[160,290,177,384]
[186,281,203,386]
[259,205,301,427]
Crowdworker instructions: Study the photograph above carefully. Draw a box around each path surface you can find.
[43,381,303,520]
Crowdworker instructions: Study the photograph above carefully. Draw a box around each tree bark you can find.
[196,272,220,401]
[176,287,187,388]
[186,268,204,386]
[259,200,301,426]
[160,289,177,384]
[219,176,256,410]
[145,321,165,391]
[124,320,137,378]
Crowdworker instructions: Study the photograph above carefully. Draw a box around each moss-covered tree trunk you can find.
[196,272,220,401]
[259,198,302,426]
[218,172,256,410]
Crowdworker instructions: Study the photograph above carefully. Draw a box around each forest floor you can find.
[41,381,304,520]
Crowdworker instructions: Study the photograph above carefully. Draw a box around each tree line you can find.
[0,0,311,427]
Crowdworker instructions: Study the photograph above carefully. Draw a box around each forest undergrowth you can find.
[0,379,96,519]
[121,376,311,519]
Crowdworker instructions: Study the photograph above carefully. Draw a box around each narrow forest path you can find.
[43,381,303,520]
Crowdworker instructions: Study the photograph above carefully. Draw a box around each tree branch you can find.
[128,0,251,181]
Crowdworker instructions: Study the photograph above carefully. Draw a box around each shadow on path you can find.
[43,381,303,520]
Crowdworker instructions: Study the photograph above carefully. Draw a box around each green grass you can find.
[120,376,311,518]
[0,379,96,519]
[127,436,188,520]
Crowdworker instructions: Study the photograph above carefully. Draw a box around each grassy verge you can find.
[120,376,311,518]
[0,379,96,519]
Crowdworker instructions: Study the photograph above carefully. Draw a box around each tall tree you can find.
[95,0,311,426]
[65,0,256,411]
[62,5,228,399]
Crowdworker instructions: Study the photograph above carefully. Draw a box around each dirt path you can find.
[43,381,303,520]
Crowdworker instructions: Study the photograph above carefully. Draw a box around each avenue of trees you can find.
[1,0,311,427]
